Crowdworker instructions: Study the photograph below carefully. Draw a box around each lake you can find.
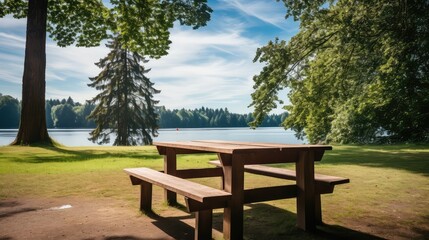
[0,127,306,146]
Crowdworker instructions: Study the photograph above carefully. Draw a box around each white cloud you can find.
[0,32,26,47]
[0,15,26,29]
[0,33,25,85]
[218,0,288,30]
[145,26,263,112]
[44,42,109,102]
[46,42,109,79]
[46,86,97,103]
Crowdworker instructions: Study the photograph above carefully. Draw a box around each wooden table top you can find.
[153,140,332,155]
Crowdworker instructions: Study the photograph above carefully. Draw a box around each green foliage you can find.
[2,0,212,56]
[251,0,429,143]
[46,98,94,129]
[0,94,20,128]
[107,0,211,57]
[88,37,160,146]
[0,0,27,18]
[47,0,109,47]
[158,106,287,128]
[0,93,287,130]
[45,101,54,128]
[73,103,96,128]
[51,103,77,128]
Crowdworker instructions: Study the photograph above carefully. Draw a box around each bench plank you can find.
[175,167,224,179]
[209,160,349,191]
[124,167,231,204]
[244,185,297,204]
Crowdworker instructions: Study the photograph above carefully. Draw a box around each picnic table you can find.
[152,140,334,240]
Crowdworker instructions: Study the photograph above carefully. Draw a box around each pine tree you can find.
[88,37,160,146]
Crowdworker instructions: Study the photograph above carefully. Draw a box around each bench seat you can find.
[209,160,349,224]
[124,167,231,240]
[209,160,349,191]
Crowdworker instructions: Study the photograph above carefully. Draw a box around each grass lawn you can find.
[0,144,428,239]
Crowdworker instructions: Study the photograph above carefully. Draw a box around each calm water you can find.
[0,127,306,146]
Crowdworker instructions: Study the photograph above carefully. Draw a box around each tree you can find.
[74,102,96,128]
[88,37,159,145]
[45,101,54,128]
[250,0,429,143]
[51,104,77,128]
[1,0,212,145]
[66,96,74,106]
[0,94,20,128]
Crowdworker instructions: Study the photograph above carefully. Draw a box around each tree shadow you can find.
[0,201,21,208]
[9,144,429,176]
[0,237,13,240]
[410,215,429,239]
[270,145,429,176]
[322,145,429,176]
[216,203,385,240]
[9,145,162,164]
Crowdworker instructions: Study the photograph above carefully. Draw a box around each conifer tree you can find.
[88,37,159,146]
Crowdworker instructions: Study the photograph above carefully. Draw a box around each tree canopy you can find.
[0,0,212,58]
[0,94,20,129]
[250,0,429,143]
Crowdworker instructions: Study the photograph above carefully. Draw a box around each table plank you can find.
[194,140,332,150]
[154,140,332,155]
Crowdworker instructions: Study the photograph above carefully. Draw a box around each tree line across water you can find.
[0,94,287,129]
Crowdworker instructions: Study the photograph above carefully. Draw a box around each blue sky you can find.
[0,0,299,114]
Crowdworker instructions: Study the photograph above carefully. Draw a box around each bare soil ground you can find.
[0,197,224,240]
[1,196,427,240]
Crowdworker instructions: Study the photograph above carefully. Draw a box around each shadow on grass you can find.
[320,145,429,176]
[411,215,429,238]
[9,146,162,164]
[7,144,429,176]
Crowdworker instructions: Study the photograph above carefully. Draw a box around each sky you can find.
[0,0,299,114]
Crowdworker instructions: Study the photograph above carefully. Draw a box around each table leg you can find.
[219,153,245,240]
[296,150,316,231]
[164,148,177,205]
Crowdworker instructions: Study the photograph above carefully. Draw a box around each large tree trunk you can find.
[12,0,51,145]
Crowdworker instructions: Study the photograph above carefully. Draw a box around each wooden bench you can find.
[209,160,349,224]
[124,167,231,240]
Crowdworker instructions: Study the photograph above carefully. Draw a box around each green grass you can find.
[0,144,428,239]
